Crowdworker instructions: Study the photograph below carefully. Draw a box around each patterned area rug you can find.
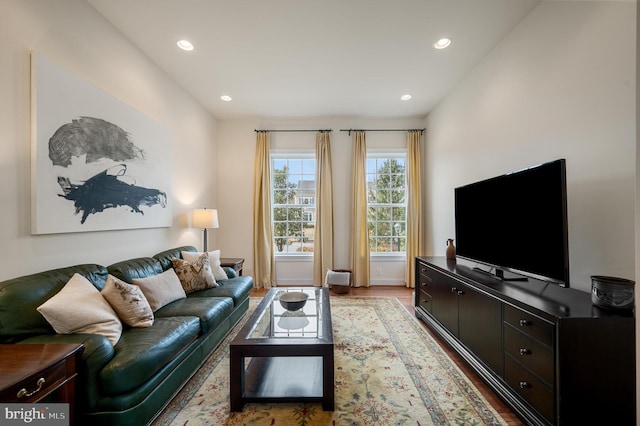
[153,297,507,425]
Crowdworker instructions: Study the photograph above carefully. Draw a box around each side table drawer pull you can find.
[17,377,45,399]
[519,381,530,389]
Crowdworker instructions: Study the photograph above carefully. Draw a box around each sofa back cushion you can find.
[0,264,108,343]
[107,257,163,284]
[152,245,197,271]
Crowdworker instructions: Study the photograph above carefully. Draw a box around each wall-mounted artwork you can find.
[31,53,172,234]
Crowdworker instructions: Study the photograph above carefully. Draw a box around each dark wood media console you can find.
[415,257,635,426]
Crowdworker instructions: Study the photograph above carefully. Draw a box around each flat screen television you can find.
[454,159,570,287]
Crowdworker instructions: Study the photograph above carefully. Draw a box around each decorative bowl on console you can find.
[279,291,309,311]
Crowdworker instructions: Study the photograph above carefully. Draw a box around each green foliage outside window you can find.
[367,157,406,253]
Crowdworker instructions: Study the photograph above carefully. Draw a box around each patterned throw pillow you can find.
[102,275,154,327]
[172,253,218,294]
[182,250,228,281]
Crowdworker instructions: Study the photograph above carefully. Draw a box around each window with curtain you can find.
[271,154,316,255]
[367,153,407,254]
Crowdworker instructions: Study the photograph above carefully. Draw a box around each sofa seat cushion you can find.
[154,297,233,334]
[100,316,199,395]
[188,276,254,307]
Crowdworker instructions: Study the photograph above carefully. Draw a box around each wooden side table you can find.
[0,344,83,423]
[221,258,245,276]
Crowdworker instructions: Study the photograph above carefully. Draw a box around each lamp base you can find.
[202,228,208,252]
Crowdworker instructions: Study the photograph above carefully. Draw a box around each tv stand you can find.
[472,266,529,282]
[415,256,635,426]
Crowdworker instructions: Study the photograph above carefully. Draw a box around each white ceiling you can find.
[87,0,541,120]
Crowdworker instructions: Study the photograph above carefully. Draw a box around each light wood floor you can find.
[251,285,524,425]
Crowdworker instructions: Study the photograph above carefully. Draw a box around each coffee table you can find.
[229,287,334,412]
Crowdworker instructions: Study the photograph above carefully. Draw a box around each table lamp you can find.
[192,208,219,252]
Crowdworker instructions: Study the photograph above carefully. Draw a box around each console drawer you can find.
[418,263,433,280]
[504,325,553,385]
[417,288,432,313]
[505,356,554,423]
[0,359,68,403]
[417,273,432,292]
[504,305,553,347]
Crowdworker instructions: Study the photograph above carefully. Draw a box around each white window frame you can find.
[271,153,316,257]
[366,151,407,257]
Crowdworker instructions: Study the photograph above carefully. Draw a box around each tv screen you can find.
[454,159,569,287]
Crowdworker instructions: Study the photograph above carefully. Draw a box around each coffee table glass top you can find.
[247,288,326,340]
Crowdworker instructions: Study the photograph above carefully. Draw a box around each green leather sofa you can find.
[0,246,254,425]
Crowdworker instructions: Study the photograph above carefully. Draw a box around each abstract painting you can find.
[31,53,172,234]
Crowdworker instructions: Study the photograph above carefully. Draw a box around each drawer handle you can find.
[451,287,457,293]
[421,299,429,303]
[519,348,531,356]
[519,319,531,327]
[421,282,427,287]
[17,377,45,399]
[519,381,530,389]
[457,290,464,296]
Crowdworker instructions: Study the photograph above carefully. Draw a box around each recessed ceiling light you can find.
[220,95,232,102]
[401,94,412,101]
[177,40,194,51]
[434,38,451,49]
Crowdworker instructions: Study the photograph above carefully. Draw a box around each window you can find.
[272,155,316,255]
[367,154,406,253]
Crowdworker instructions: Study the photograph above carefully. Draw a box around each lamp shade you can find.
[192,208,219,229]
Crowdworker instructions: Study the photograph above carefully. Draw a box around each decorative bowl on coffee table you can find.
[279,291,309,311]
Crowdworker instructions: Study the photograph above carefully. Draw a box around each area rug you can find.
[153,297,507,425]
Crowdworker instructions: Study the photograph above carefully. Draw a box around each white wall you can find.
[0,0,218,280]
[425,1,636,293]
[217,117,423,285]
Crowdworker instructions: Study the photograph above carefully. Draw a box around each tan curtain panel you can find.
[405,130,423,288]
[349,131,370,287]
[313,131,334,286]
[252,131,275,288]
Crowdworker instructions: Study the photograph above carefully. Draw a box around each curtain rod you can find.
[340,128,425,136]
[254,129,332,133]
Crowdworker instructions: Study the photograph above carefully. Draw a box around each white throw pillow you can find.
[102,275,154,327]
[37,273,123,346]
[132,268,186,312]
[182,249,227,281]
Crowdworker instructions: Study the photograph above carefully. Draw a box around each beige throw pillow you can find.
[37,273,123,346]
[102,275,154,327]
[172,253,218,294]
[132,268,186,312]
[182,249,227,281]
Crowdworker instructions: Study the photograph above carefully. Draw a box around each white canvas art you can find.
[31,53,172,234]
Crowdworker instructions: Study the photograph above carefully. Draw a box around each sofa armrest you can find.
[223,267,237,279]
